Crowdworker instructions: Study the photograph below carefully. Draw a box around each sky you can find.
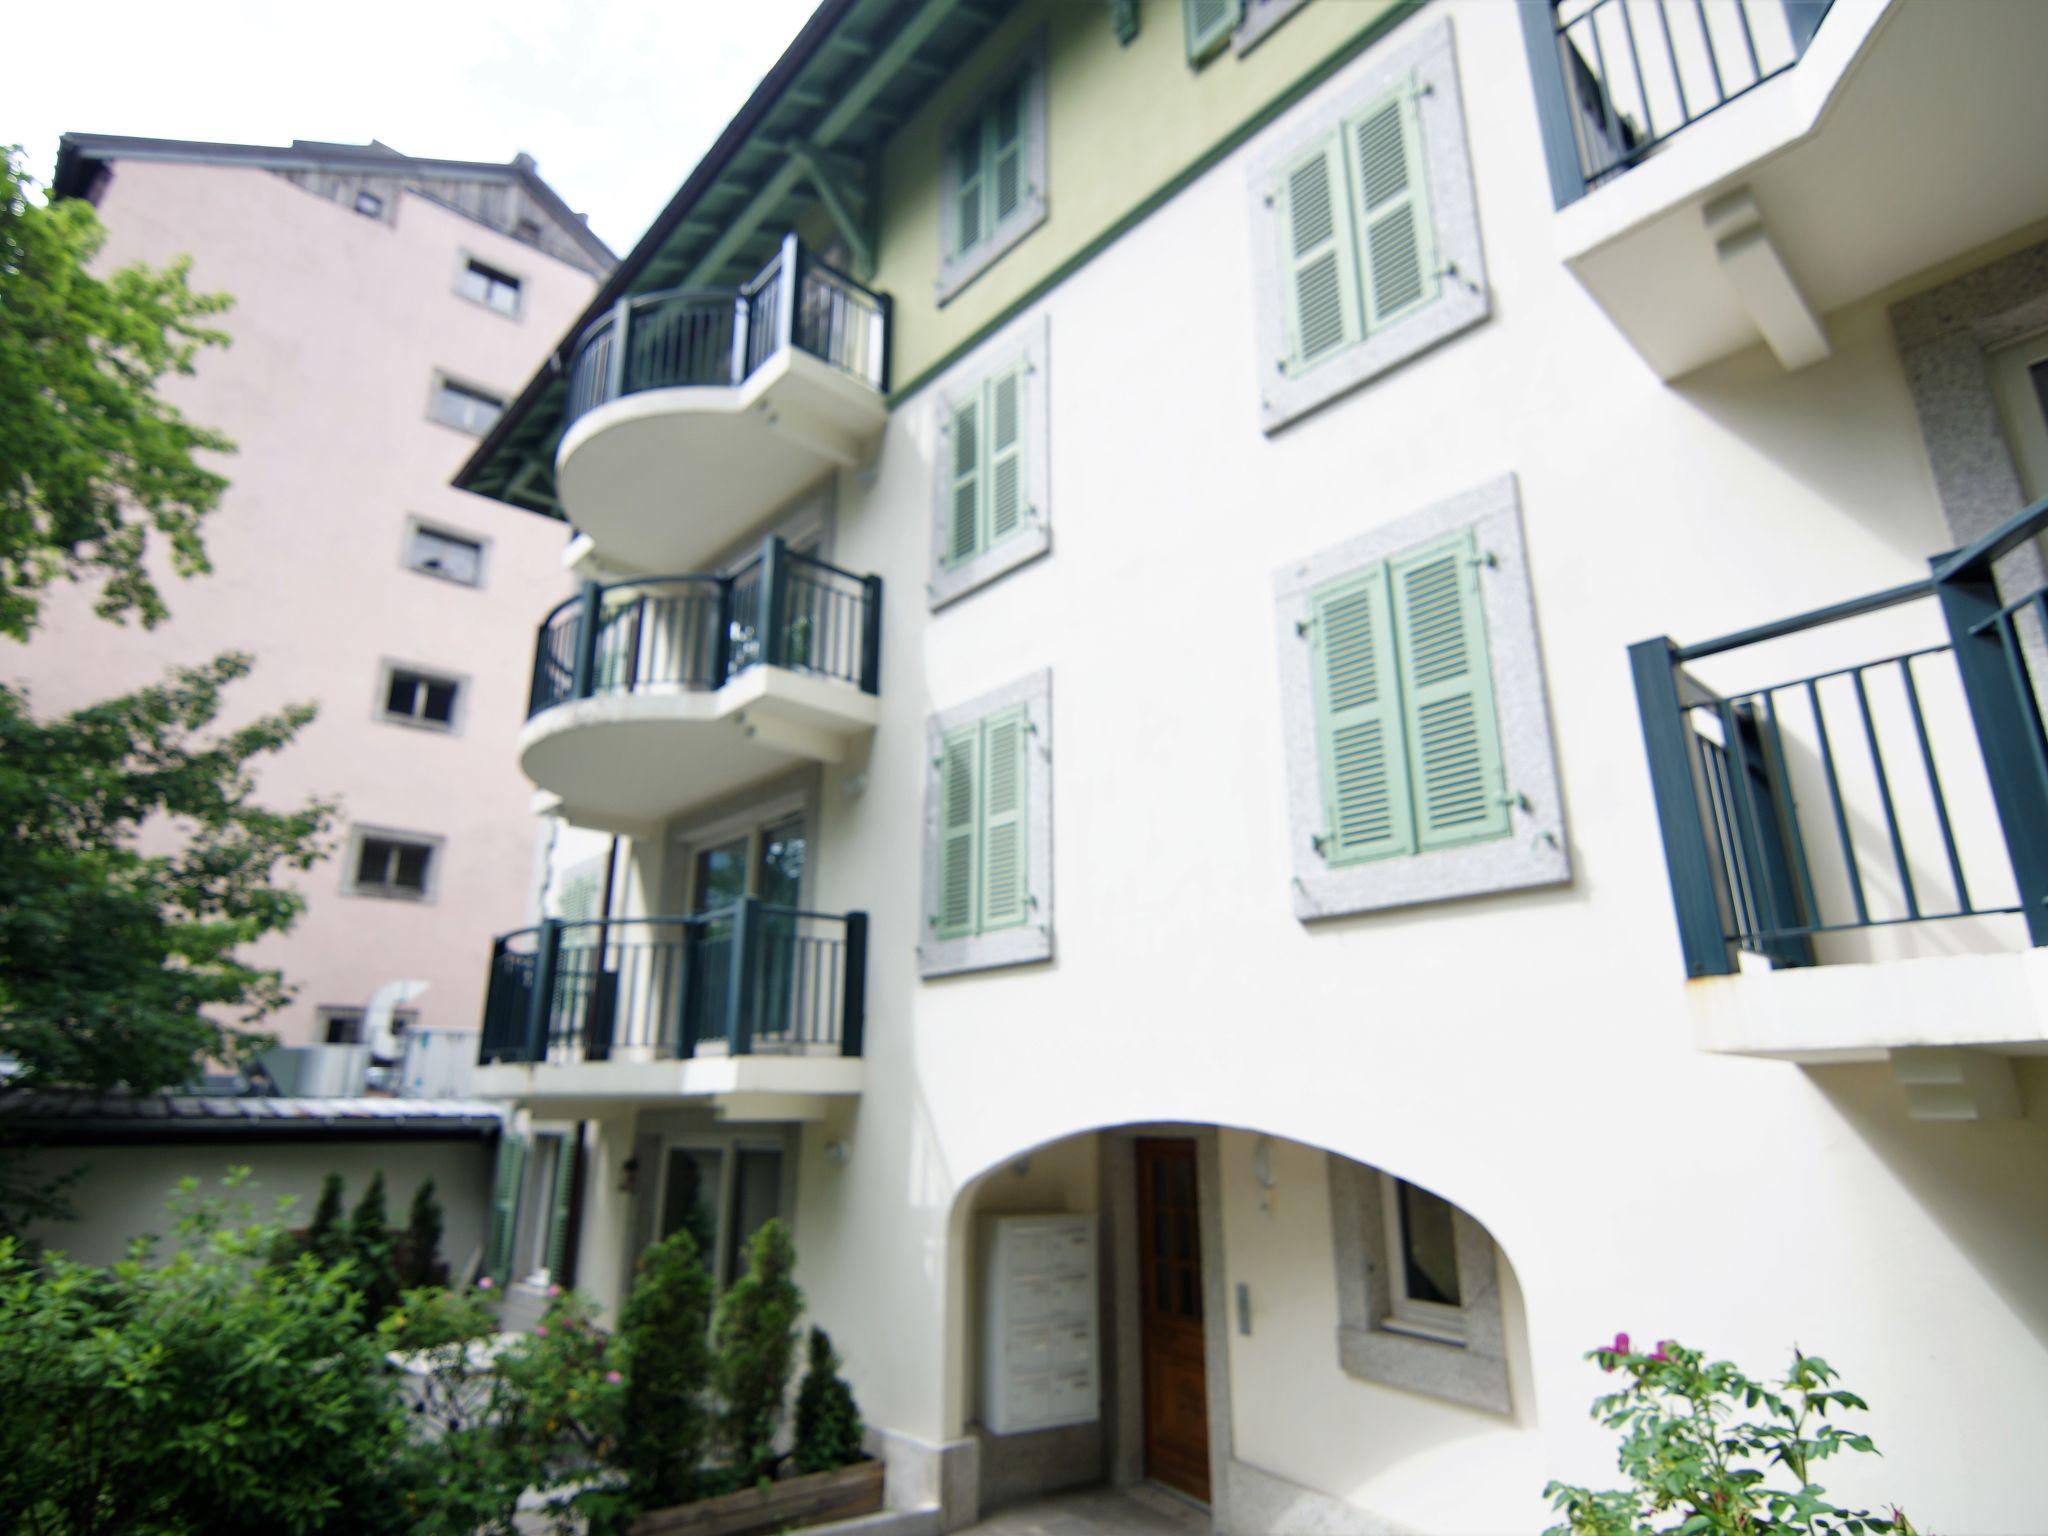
[10,0,822,256]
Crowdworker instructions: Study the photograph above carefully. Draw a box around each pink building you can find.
[10,135,613,1066]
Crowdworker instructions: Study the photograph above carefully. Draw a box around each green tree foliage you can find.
[617,1227,716,1510]
[0,149,232,641]
[349,1170,400,1324]
[713,1218,803,1483]
[0,1172,411,1536]
[304,1170,350,1269]
[399,1176,448,1290]
[1544,1335,1920,1536]
[792,1326,865,1475]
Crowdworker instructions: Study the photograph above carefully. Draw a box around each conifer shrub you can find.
[617,1227,716,1511]
[398,1177,448,1290]
[348,1170,400,1324]
[305,1171,350,1269]
[713,1219,803,1483]
[792,1327,865,1474]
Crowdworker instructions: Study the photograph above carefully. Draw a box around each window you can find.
[1235,0,1312,55]
[1249,16,1488,431]
[930,315,1050,609]
[1185,0,1241,63]
[922,670,1053,977]
[655,1138,788,1288]
[429,375,505,435]
[318,1006,416,1045]
[487,1131,580,1287]
[1327,1156,1512,1413]
[380,664,462,729]
[1274,476,1569,920]
[403,521,486,586]
[937,39,1048,302]
[1307,528,1508,866]
[346,828,440,901]
[515,217,543,244]
[456,257,522,317]
[354,189,384,218]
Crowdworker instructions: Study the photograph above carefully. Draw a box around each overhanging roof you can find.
[51,131,619,274]
[1,1092,505,1146]
[452,0,1020,519]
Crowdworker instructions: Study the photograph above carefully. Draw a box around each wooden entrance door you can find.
[1136,1138,1210,1502]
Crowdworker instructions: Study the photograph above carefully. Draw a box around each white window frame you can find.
[663,784,813,917]
[651,1131,794,1289]
[1247,14,1488,433]
[427,371,507,436]
[343,825,443,903]
[517,1132,566,1283]
[929,313,1051,609]
[401,516,490,588]
[936,33,1050,305]
[376,659,467,733]
[1273,475,1569,920]
[455,253,524,318]
[1379,1178,1468,1345]
[1234,0,1312,56]
[920,670,1054,978]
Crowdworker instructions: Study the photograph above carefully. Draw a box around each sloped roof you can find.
[1,1092,504,1145]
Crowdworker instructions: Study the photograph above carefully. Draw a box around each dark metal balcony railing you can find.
[1519,0,1833,208]
[1631,498,2048,978]
[528,538,882,719]
[564,232,891,427]
[479,900,868,1067]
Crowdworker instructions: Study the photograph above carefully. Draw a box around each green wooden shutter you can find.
[1185,0,1242,61]
[1390,531,1508,851]
[952,113,987,256]
[986,364,1027,547]
[978,707,1030,930]
[989,77,1027,226]
[936,726,981,938]
[1309,566,1414,864]
[1275,134,1363,375]
[1348,89,1437,330]
[945,393,983,567]
[485,1134,528,1281]
[544,1134,579,1281]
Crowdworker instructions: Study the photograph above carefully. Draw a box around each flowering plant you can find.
[1543,1337,1919,1536]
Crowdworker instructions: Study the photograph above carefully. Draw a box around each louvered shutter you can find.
[936,727,981,937]
[989,78,1027,226]
[1348,90,1437,330]
[946,393,983,566]
[544,1134,579,1281]
[953,115,987,256]
[986,364,1027,546]
[1390,531,1508,851]
[1310,566,1414,864]
[1185,0,1242,61]
[979,707,1029,929]
[485,1135,528,1282]
[1276,135,1363,375]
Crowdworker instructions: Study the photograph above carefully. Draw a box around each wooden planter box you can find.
[629,1459,884,1536]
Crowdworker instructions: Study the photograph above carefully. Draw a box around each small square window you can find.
[516,217,544,243]
[404,523,486,586]
[348,830,439,901]
[1382,1178,1465,1343]
[456,258,522,317]
[381,665,462,729]
[319,1006,415,1045]
[429,376,505,435]
[354,190,384,218]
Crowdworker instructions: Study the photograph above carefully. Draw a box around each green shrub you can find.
[1544,1335,1921,1536]
[617,1227,716,1511]
[713,1218,803,1483]
[305,1169,350,1268]
[399,1177,448,1290]
[349,1169,401,1324]
[793,1327,865,1474]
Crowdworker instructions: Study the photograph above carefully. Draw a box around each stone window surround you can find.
[375,657,468,734]
[341,823,443,903]
[936,32,1050,306]
[1247,13,1490,434]
[919,669,1054,978]
[454,249,525,320]
[1891,238,2048,597]
[402,514,491,589]
[1272,473,1571,921]
[929,312,1052,611]
[1326,1153,1512,1414]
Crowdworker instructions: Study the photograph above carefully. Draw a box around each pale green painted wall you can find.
[871,0,1409,391]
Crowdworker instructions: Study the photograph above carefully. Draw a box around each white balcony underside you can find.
[1559,0,2048,379]
[555,349,887,573]
[518,665,878,833]
[1689,948,2048,1063]
[473,1052,863,1118]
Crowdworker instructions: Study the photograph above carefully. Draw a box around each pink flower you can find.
[477,1276,494,1291]
[1651,1340,1674,1362]
[547,1284,562,1298]
[534,1324,549,1337]
[605,1370,622,1384]
[1611,1331,1631,1354]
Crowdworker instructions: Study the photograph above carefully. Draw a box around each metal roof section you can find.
[453,0,1019,518]
[50,131,619,275]
[0,1092,505,1144]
